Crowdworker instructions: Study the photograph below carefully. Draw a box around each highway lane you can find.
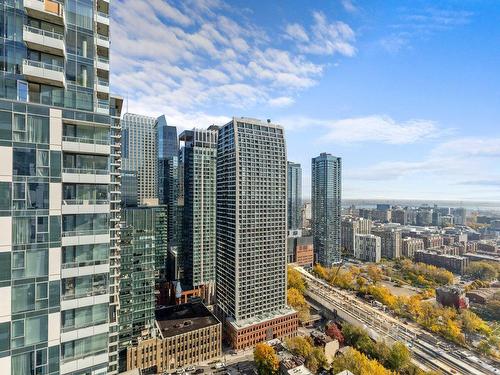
[295,267,497,375]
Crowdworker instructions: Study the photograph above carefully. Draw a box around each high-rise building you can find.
[178,127,218,302]
[215,117,298,349]
[312,153,342,266]
[0,0,116,374]
[452,207,467,226]
[355,234,381,263]
[155,116,180,249]
[287,161,302,230]
[121,113,157,205]
[372,227,402,259]
[118,206,167,372]
[341,216,372,256]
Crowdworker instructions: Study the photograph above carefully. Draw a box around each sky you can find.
[110,0,500,201]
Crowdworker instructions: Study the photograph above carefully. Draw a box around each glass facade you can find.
[0,0,116,374]
[311,153,342,266]
[287,161,302,231]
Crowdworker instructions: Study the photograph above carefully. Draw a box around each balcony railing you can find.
[96,34,109,42]
[97,56,109,64]
[97,78,109,87]
[62,199,109,205]
[24,59,64,72]
[97,10,109,18]
[62,228,109,237]
[63,135,109,145]
[62,167,109,175]
[24,25,64,40]
[96,99,109,109]
[62,259,109,270]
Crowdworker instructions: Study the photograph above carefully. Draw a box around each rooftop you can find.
[155,302,220,338]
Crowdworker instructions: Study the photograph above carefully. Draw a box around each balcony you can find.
[96,57,109,72]
[95,34,109,49]
[95,10,110,26]
[62,200,110,215]
[24,0,65,26]
[22,59,65,87]
[62,167,110,184]
[23,25,65,57]
[95,78,109,94]
[95,99,109,115]
[62,135,110,155]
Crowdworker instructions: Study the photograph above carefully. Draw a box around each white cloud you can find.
[111,0,353,123]
[340,0,357,13]
[279,115,446,144]
[285,11,356,56]
[268,96,295,107]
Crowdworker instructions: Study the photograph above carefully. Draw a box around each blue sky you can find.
[110,0,500,201]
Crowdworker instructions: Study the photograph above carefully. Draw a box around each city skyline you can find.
[110,0,500,202]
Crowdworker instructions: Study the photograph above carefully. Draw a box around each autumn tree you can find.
[325,323,344,346]
[288,266,307,293]
[287,287,310,321]
[330,347,392,375]
[367,264,383,284]
[285,336,327,373]
[254,342,279,375]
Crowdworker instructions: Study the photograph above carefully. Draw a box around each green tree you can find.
[466,262,498,281]
[386,342,411,371]
[254,342,279,375]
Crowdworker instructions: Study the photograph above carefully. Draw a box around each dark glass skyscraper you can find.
[287,161,302,230]
[312,153,342,266]
[179,127,218,300]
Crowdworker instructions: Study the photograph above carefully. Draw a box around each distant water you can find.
[342,199,500,213]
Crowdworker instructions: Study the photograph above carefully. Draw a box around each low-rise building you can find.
[371,227,402,259]
[414,250,470,275]
[466,289,498,305]
[125,302,222,373]
[436,286,469,309]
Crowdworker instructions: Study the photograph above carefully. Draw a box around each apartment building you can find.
[0,0,117,374]
[355,234,381,263]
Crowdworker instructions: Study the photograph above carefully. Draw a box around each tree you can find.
[288,266,307,293]
[287,288,310,322]
[459,310,491,340]
[386,342,411,371]
[254,342,279,375]
[330,348,392,375]
[367,265,383,284]
[285,336,327,373]
[466,262,497,281]
[325,323,344,346]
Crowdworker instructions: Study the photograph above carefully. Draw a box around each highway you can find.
[295,267,500,375]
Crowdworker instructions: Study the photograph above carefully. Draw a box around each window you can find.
[0,182,11,213]
[17,80,28,102]
[0,110,11,140]
[12,249,48,279]
[13,148,36,176]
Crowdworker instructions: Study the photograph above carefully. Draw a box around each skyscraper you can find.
[155,115,179,246]
[312,153,342,266]
[0,0,116,374]
[179,127,218,301]
[121,113,157,205]
[287,161,302,231]
[118,205,167,372]
[216,117,298,350]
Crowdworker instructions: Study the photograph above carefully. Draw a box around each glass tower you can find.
[118,205,167,372]
[179,127,218,299]
[121,113,157,205]
[0,0,118,374]
[287,161,302,231]
[311,152,342,266]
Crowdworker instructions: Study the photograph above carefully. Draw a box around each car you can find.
[215,362,226,369]
[194,370,204,374]
[176,369,185,375]
[185,366,196,372]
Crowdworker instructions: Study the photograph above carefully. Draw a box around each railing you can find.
[61,287,108,300]
[97,56,109,64]
[62,135,109,145]
[61,317,108,333]
[24,59,64,72]
[96,99,109,109]
[62,259,109,270]
[62,199,109,205]
[62,167,109,175]
[62,228,109,237]
[96,33,109,42]
[24,25,64,40]
[97,78,109,87]
[96,10,109,19]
